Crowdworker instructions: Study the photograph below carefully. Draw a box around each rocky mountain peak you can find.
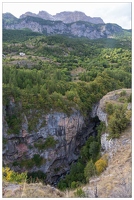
[37,11,54,20]
[19,10,104,24]
[20,12,37,18]
[54,11,104,24]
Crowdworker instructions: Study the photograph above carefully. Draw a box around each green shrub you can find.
[80,137,100,162]
[19,154,45,169]
[127,93,132,103]
[96,122,106,138]
[27,170,46,183]
[2,167,27,183]
[120,90,126,97]
[84,159,96,182]
[6,114,22,134]
[74,188,86,198]
[32,154,45,166]
[105,102,114,115]
[34,136,57,150]
[57,181,67,191]
[107,105,130,139]
[71,181,78,189]
[118,96,127,103]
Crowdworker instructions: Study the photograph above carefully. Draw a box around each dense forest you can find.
[2,29,131,190]
[3,30,131,116]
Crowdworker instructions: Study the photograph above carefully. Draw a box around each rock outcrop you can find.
[3,98,96,184]
[96,88,132,157]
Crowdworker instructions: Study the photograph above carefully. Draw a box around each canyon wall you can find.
[3,98,96,184]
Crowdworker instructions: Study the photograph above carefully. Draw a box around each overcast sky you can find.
[2,1,132,29]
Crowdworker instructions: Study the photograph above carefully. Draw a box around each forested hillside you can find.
[3,31,131,117]
[2,29,131,194]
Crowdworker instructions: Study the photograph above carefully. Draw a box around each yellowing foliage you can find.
[95,157,108,175]
[2,167,27,183]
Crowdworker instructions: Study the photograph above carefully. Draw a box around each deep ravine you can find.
[3,100,100,185]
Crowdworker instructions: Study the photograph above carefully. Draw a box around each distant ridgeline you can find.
[2,11,131,39]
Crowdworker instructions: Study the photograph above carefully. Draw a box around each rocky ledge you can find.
[96,88,131,157]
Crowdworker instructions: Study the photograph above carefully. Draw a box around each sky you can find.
[2,0,132,30]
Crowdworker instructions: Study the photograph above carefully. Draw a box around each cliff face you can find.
[3,98,96,184]
[3,12,124,39]
[53,11,104,24]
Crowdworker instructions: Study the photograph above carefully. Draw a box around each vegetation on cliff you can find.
[104,90,131,139]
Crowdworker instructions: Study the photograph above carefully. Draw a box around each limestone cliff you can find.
[3,98,96,184]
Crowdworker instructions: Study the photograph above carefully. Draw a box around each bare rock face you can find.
[96,88,132,157]
[37,11,54,21]
[19,11,104,24]
[54,11,104,24]
[3,100,95,184]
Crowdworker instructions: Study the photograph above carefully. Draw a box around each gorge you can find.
[3,97,100,185]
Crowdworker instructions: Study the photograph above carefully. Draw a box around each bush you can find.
[57,161,85,190]
[32,154,45,166]
[127,93,132,103]
[89,141,100,161]
[95,156,108,175]
[74,188,86,198]
[2,167,27,183]
[84,159,96,182]
[34,136,57,150]
[80,136,100,162]
[71,181,78,189]
[57,181,67,191]
[105,102,114,115]
[19,154,45,169]
[108,105,130,139]
[27,170,46,183]
[97,122,106,135]
[120,90,126,97]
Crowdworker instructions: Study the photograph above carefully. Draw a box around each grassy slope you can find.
[81,125,132,198]
[2,182,65,198]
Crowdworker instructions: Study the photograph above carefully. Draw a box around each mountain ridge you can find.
[2,12,126,40]
[19,10,105,24]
